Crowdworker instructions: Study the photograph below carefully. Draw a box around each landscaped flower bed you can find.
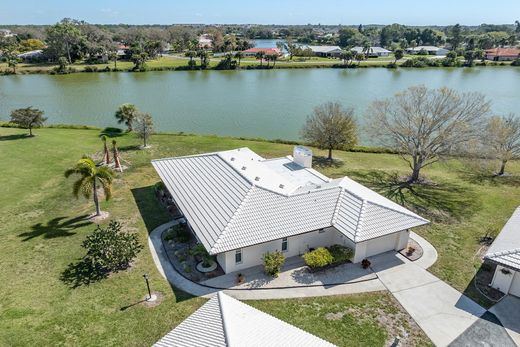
[303,245,353,272]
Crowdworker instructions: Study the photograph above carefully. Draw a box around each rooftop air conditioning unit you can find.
[293,146,312,168]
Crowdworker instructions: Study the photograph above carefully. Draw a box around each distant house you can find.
[242,47,281,57]
[351,46,392,58]
[198,34,213,49]
[17,50,43,62]
[152,147,429,274]
[0,29,15,38]
[484,207,520,297]
[303,45,342,58]
[154,292,336,347]
[406,46,449,56]
[485,48,520,61]
[117,44,131,59]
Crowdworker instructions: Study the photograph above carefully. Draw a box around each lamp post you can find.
[143,273,152,301]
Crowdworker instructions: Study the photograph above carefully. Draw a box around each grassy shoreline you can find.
[2,126,518,345]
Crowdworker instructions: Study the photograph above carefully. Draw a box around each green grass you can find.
[2,125,518,345]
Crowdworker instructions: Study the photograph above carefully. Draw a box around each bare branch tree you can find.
[301,102,357,161]
[483,114,520,175]
[134,112,154,148]
[366,86,490,183]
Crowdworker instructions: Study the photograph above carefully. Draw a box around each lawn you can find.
[1,125,518,345]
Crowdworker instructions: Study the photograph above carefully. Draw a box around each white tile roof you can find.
[154,292,336,347]
[351,46,391,54]
[485,207,520,271]
[152,148,429,254]
[304,45,342,53]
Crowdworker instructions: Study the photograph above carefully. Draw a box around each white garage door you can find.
[365,234,398,258]
[510,272,520,297]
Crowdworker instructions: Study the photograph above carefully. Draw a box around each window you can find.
[281,238,288,252]
[235,249,242,264]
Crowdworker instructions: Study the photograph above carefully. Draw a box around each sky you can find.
[1,0,519,26]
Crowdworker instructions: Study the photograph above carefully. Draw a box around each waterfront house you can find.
[351,46,392,58]
[242,47,281,57]
[485,47,520,61]
[154,292,335,347]
[17,50,43,62]
[198,34,213,49]
[303,45,343,58]
[484,207,520,297]
[152,146,429,274]
[0,29,15,38]
[406,46,449,56]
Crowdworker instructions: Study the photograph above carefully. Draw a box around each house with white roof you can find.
[406,46,449,56]
[154,292,335,347]
[351,46,392,58]
[303,45,343,58]
[485,207,520,297]
[152,147,429,274]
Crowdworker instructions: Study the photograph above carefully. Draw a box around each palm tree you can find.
[270,54,278,68]
[362,42,373,58]
[234,51,244,67]
[355,52,365,66]
[255,51,265,67]
[112,140,122,172]
[101,135,110,165]
[114,103,138,131]
[64,157,115,217]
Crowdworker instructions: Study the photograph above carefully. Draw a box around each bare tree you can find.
[483,114,520,175]
[366,86,490,183]
[134,112,154,148]
[10,107,47,136]
[301,102,357,161]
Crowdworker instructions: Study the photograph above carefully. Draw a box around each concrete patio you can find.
[490,295,520,345]
[201,255,377,289]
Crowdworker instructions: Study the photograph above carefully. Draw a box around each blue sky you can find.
[1,0,519,25]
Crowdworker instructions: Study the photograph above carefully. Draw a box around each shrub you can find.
[165,224,191,243]
[512,58,520,66]
[262,251,285,276]
[328,245,354,263]
[361,259,371,269]
[303,247,334,269]
[83,65,98,72]
[82,220,142,273]
[189,243,214,267]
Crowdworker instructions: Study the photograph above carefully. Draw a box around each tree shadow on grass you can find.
[19,215,92,241]
[347,170,481,222]
[99,127,125,138]
[60,259,108,288]
[119,144,142,152]
[312,155,343,169]
[0,133,30,141]
[457,166,520,187]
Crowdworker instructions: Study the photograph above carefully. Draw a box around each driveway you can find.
[369,252,487,347]
[490,295,520,345]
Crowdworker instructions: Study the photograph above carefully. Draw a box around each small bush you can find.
[328,245,354,263]
[262,251,285,277]
[189,243,214,267]
[83,65,99,72]
[512,58,520,66]
[165,224,191,243]
[303,247,334,269]
[361,259,371,269]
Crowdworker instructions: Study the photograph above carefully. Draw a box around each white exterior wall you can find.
[353,230,409,263]
[218,228,339,274]
[491,265,516,294]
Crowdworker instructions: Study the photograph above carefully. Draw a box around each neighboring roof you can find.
[152,148,429,254]
[351,46,391,54]
[408,46,447,52]
[243,47,281,54]
[485,207,520,271]
[154,292,335,347]
[304,45,342,53]
[485,48,520,56]
[17,50,43,58]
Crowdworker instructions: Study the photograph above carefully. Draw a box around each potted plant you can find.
[406,246,416,256]
[237,273,245,284]
[361,259,371,269]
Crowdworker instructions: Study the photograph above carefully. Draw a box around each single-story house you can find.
[152,146,429,274]
[485,48,520,61]
[303,45,343,58]
[17,50,43,62]
[0,29,15,38]
[484,207,520,297]
[406,46,449,56]
[351,46,392,58]
[198,34,213,49]
[242,47,281,57]
[154,292,335,347]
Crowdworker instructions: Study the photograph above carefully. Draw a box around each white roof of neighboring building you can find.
[17,50,43,58]
[154,292,336,347]
[351,46,391,54]
[152,148,429,254]
[408,46,447,52]
[485,207,520,271]
[304,45,342,53]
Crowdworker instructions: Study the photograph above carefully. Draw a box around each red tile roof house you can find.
[242,47,282,57]
[485,48,520,61]
[152,146,429,274]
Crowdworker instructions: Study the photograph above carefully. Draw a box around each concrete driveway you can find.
[369,252,486,347]
[490,295,520,345]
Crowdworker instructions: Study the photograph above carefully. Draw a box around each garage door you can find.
[365,234,398,258]
[510,272,520,297]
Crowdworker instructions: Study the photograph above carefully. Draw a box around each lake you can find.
[1,67,519,143]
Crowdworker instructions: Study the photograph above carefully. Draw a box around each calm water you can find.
[1,67,519,142]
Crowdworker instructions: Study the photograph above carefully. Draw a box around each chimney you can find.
[293,146,312,168]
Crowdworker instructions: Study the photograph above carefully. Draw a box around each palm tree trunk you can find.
[113,142,122,171]
[104,142,110,164]
[328,147,333,161]
[93,178,101,216]
[499,160,507,176]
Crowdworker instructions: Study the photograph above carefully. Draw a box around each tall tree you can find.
[483,114,520,176]
[134,113,154,148]
[64,157,115,217]
[448,24,463,50]
[10,107,47,136]
[366,86,490,183]
[301,102,358,161]
[394,48,404,63]
[114,104,138,131]
[45,19,85,63]
[255,51,266,67]
[234,51,244,67]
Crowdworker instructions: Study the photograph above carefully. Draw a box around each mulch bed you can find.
[399,238,423,261]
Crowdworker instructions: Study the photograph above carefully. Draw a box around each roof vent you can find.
[279,184,285,189]
[241,166,247,170]
[230,157,235,161]
[254,176,260,181]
